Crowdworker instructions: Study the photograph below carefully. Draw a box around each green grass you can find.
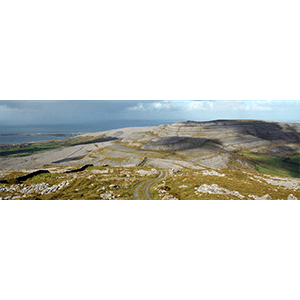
[0,135,113,157]
[25,172,63,186]
[238,152,300,178]
[86,166,106,171]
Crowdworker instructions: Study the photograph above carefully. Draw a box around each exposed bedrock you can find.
[1,120,299,172]
[122,120,300,155]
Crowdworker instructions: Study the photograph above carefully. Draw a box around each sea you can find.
[0,120,178,145]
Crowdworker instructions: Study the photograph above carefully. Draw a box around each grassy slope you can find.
[151,168,300,200]
[1,165,299,200]
[238,152,300,178]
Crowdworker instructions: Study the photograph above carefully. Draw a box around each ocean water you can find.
[0,120,177,145]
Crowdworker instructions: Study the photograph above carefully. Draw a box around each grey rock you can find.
[100,193,116,200]
[109,184,120,189]
[258,194,272,200]
[287,194,298,200]
[162,195,179,200]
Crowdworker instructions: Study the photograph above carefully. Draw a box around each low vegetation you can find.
[1,165,299,200]
[238,152,300,178]
[0,135,115,157]
[150,168,299,200]
[0,166,158,200]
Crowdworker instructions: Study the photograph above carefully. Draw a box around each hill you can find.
[0,120,299,200]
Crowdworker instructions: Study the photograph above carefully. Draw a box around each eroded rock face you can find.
[122,120,300,155]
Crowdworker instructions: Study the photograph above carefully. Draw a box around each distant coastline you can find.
[0,120,177,145]
[1,133,78,136]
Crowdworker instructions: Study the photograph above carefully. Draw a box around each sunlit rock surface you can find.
[1,120,299,171]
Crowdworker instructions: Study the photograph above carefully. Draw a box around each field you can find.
[0,135,115,157]
[238,152,300,178]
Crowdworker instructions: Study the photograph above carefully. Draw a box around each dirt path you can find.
[133,170,168,200]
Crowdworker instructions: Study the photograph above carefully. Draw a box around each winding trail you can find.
[133,170,168,200]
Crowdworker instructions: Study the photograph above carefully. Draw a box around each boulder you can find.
[170,168,180,175]
[202,170,225,177]
[100,193,115,200]
[259,194,272,200]
[288,194,298,200]
[97,186,106,191]
[109,184,120,189]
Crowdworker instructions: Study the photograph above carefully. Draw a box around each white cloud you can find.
[127,103,146,111]
[127,101,173,111]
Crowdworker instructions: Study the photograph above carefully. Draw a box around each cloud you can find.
[127,101,173,111]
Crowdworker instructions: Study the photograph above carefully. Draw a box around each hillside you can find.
[0,120,299,200]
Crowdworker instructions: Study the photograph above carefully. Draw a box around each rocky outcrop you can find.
[0,180,71,198]
[249,174,300,190]
[202,170,225,177]
[194,184,244,199]
[111,120,299,170]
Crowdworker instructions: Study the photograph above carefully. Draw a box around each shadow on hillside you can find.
[203,120,299,143]
[142,136,223,151]
[71,136,119,146]
[52,156,86,164]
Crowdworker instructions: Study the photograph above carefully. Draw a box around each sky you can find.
[0,100,299,125]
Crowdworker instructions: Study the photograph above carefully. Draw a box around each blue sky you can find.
[0,100,299,125]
